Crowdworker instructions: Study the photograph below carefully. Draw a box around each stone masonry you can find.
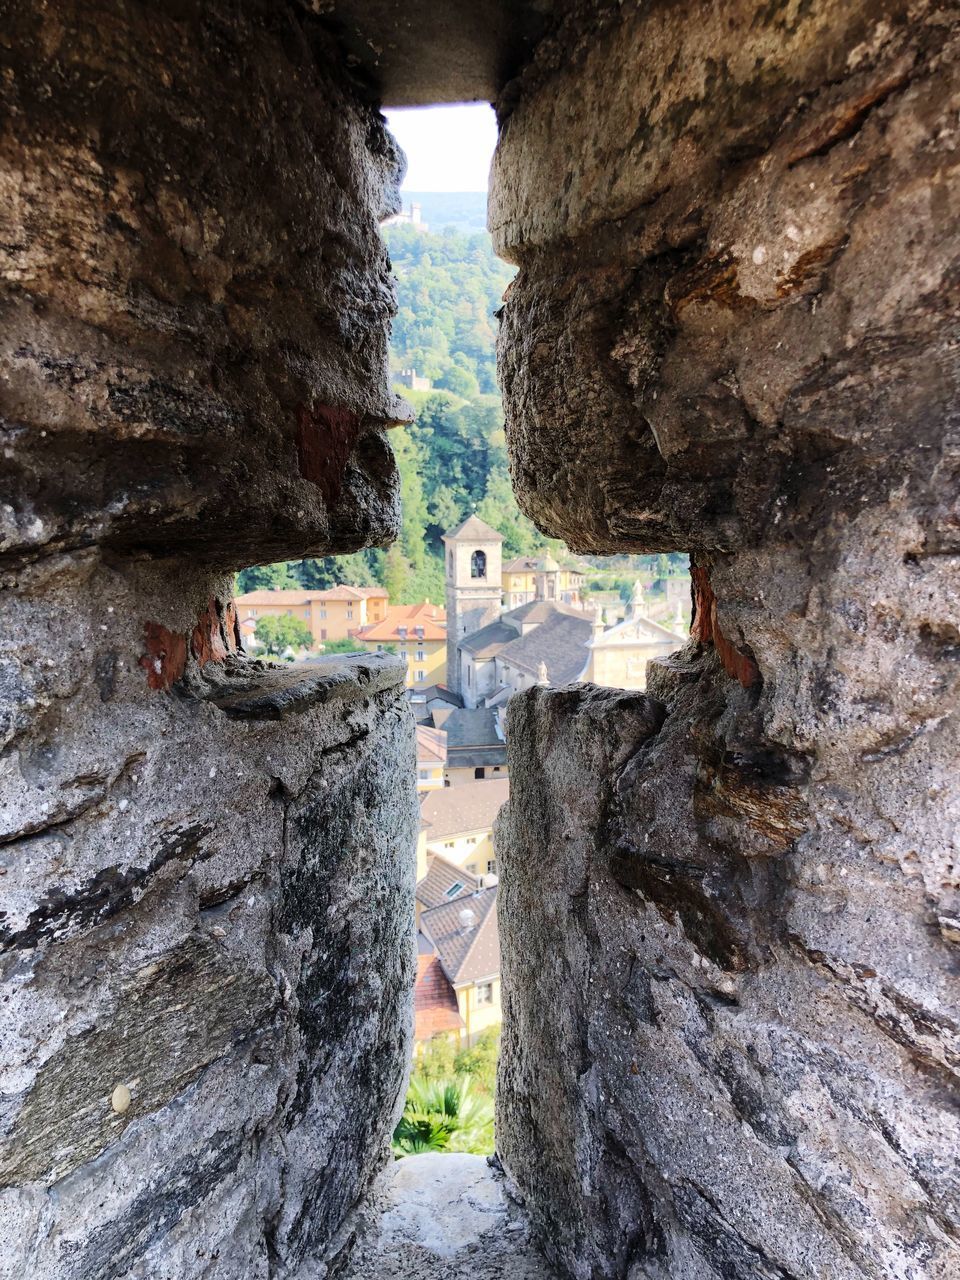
[0,3,417,1277]
[493,3,960,1277]
[2,1,958,1277]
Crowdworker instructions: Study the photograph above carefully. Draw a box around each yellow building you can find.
[234,585,387,648]
[418,777,509,876]
[502,555,587,610]
[582,590,684,691]
[353,602,447,690]
[415,723,447,793]
[414,862,501,1047]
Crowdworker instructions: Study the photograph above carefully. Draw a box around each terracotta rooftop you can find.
[414,951,464,1040]
[354,602,446,643]
[420,777,510,841]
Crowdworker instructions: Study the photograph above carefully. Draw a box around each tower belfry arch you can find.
[442,514,504,698]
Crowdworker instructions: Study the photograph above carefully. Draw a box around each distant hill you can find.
[398,191,488,234]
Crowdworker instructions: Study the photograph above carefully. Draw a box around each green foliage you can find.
[294,552,378,590]
[392,1075,495,1157]
[384,222,512,397]
[236,561,299,593]
[453,1026,500,1097]
[233,219,688,600]
[321,637,364,654]
[254,614,312,655]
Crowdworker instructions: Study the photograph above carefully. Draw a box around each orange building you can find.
[353,602,447,689]
[234,585,387,648]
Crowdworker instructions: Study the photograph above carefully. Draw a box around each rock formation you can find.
[1,3,416,1276]
[493,2,960,1277]
[2,0,958,1276]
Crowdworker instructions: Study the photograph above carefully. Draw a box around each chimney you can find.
[458,908,477,930]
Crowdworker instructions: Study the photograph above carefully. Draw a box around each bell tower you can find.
[442,515,504,697]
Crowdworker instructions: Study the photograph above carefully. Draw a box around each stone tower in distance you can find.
[442,515,503,696]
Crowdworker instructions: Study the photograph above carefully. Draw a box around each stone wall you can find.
[493,2,960,1277]
[0,3,417,1277]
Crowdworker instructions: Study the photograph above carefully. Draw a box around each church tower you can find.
[442,515,503,697]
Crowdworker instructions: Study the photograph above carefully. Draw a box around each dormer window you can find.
[471,549,486,579]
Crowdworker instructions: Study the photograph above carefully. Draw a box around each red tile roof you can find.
[354,602,447,643]
[414,951,464,1040]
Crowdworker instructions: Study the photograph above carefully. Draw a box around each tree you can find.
[295,552,377,590]
[382,543,410,603]
[236,561,298,593]
[254,614,312,656]
[437,362,479,399]
[321,637,364,654]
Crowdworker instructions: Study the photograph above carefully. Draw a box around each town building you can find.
[353,601,447,689]
[409,683,462,726]
[412,854,501,1048]
[441,708,508,785]
[583,586,685,688]
[443,515,504,698]
[415,723,447,792]
[418,777,509,875]
[444,517,686,703]
[502,555,587,609]
[234,585,387,648]
[416,887,500,1048]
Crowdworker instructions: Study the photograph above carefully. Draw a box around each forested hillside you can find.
[238,212,686,601]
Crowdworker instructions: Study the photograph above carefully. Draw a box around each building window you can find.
[444,841,455,849]
[486,859,496,875]
[418,769,430,780]
[319,609,326,619]
[474,767,485,779]
[346,608,353,619]
[476,982,494,1006]
[416,648,425,661]
[445,881,465,898]
[416,669,424,682]
[471,549,486,579]
[466,836,477,844]
[321,628,327,640]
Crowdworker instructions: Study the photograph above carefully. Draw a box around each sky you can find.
[384,104,498,192]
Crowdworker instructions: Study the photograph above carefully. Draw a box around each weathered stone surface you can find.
[338,1153,556,1279]
[0,4,424,1274]
[493,6,959,1275]
[0,0,408,572]
[497,676,960,1278]
[492,0,960,556]
[0,556,417,1278]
